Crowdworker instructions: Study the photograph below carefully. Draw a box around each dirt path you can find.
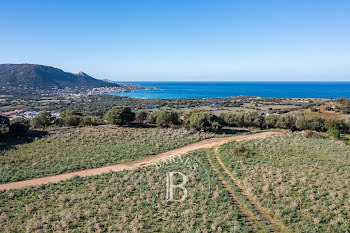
[213,147,290,233]
[205,149,269,232]
[0,131,282,191]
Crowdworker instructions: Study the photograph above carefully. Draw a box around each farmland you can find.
[217,135,350,232]
[0,151,252,233]
[0,126,220,184]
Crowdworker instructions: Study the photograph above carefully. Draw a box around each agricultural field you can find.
[0,125,220,184]
[0,151,252,233]
[217,135,350,232]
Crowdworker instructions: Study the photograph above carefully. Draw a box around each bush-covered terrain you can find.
[0,151,251,233]
[218,135,350,232]
[0,126,219,183]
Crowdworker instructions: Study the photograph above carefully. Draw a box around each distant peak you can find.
[76,71,87,76]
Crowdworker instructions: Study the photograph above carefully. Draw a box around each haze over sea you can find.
[109,82,350,99]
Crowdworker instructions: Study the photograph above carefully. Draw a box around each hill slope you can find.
[0,64,118,90]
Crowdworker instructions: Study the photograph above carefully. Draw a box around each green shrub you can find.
[135,110,148,123]
[60,110,84,126]
[9,118,30,135]
[277,114,297,130]
[30,111,53,128]
[64,115,82,126]
[325,119,350,134]
[326,128,341,139]
[104,106,135,126]
[155,110,179,128]
[295,115,325,131]
[185,110,222,132]
[233,144,253,157]
[264,115,279,128]
[0,116,10,135]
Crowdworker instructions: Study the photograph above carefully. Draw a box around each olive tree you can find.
[104,106,135,126]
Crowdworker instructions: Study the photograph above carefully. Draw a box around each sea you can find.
[109,82,350,99]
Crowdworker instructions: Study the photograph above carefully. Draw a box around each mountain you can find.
[0,64,119,90]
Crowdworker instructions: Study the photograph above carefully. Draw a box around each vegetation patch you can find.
[218,135,350,232]
[0,151,251,232]
[0,126,220,183]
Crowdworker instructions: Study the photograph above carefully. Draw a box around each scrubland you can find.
[0,126,219,183]
[0,151,251,233]
[218,135,350,232]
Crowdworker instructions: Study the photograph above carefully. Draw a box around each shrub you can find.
[60,110,82,118]
[60,110,83,126]
[336,97,350,114]
[243,112,265,128]
[233,144,252,157]
[78,116,103,127]
[221,112,264,128]
[104,106,135,126]
[305,131,314,138]
[135,110,148,124]
[326,128,341,139]
[64,115,83,126]
[226,112,245,127]
[310,107,319,112]
[9,118,30,135]
[295,115,325,131]
[185,110,222,132]
[155,110,179,128]
[265,115,279,128]
[30,111,53,128]
[277,114,297,131]
[0,116,10,135]
[325,119,350,134]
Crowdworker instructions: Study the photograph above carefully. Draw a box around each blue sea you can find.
[109,82,350,99]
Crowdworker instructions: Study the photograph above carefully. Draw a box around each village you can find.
[0,109,60,120]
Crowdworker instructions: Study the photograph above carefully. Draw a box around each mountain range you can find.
[0,64,118,90]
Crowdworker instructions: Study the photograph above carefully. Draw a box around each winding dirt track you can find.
[0,131,282,191]
[213,147,289,232]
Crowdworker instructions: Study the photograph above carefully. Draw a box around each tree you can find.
[295,115,309,130]
[265,115,279,129]
[64,115,82,126]
[155,110,179,128]
[60,110,83,126]
[135,110,148,124]
[104,106,135,126]
[276,114,297,131]
[60,110,82,118]
[220,113,244,127]
[185,110,222,132]
[9,118,29,135]
[30,111,53,128]
[0,116,10,135]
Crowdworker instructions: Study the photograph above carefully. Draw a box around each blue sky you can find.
[0,0,349,81]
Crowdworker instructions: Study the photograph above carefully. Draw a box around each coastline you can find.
[107,81,350,99]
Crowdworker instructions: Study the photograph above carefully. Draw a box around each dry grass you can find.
[0,125,219,184]
[0,151,251,232]
[304,109,348,120]
[218,135,350,232]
